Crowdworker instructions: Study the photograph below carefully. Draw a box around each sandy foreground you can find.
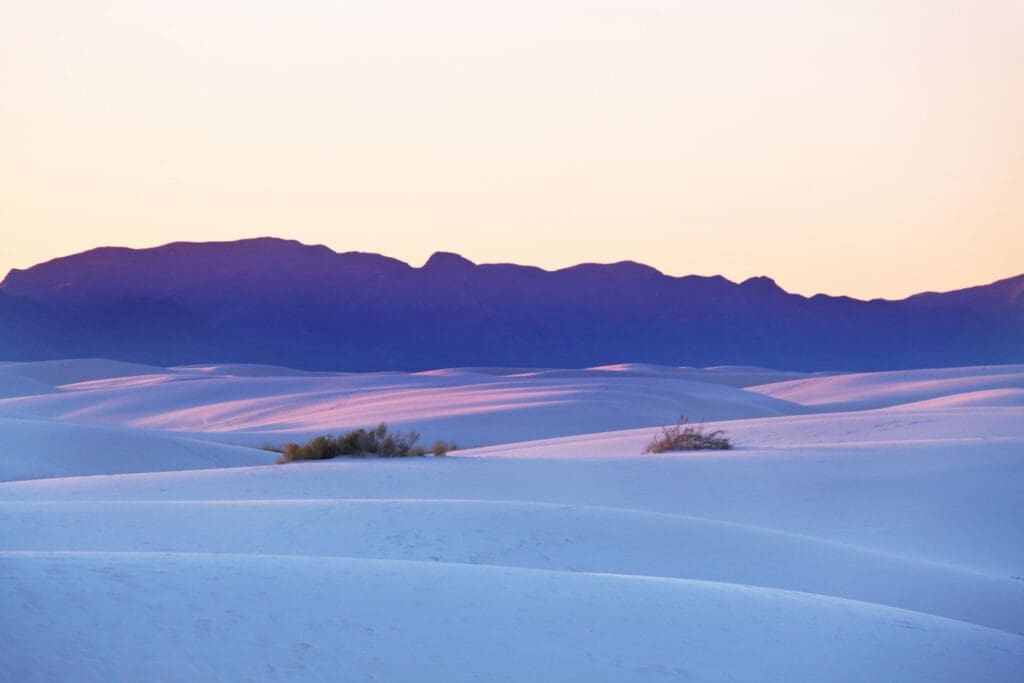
[1,359,1022,681]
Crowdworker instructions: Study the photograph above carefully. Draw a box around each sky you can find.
[1,0,1021,300]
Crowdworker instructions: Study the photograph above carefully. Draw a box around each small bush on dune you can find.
[644,415,732,453]
[431,440,457,456]
[275,424,457,463]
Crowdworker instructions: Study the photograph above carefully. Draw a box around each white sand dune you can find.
[174,363,339,377]
[886,387,1024,409]
[0,358,169,387]
[1,359,1022,680]
[588,362,817,386]
[0,417,274,482]
[1,497,1020,633]
[5,427,1020,573]
[416,363,811,387]
[0,367,55,399]
[3,551,1019,683]
[750,364,1024,411]
[0,362,803,450]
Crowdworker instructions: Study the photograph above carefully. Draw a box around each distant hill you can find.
[1,238,1021,371]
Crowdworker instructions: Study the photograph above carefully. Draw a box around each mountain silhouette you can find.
[1,237,1021,371]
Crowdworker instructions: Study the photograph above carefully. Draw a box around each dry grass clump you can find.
[274,423,457,463]
[644,415,732,453]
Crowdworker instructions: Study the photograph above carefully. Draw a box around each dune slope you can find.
[1,360,1022,681]
[3,551,1020,683]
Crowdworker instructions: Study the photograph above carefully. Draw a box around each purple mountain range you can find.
[1,237,1021,371]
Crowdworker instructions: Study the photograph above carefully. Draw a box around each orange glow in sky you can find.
[1,1,1021,299]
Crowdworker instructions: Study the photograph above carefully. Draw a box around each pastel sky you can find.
[2,1,1021,299]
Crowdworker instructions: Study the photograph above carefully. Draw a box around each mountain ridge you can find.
[1,238,1021,371]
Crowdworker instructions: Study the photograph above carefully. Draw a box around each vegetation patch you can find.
[644,415,732,453]
[274,424,457,464]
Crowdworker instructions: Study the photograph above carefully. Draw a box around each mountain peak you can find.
[421,252,476,271]
[740,275,785,295]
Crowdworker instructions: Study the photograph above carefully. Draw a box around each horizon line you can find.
[4,234,1022,304]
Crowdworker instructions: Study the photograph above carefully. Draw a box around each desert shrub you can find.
[643,415,732,453]
[275,424,457,463]
[431,440,457,456]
